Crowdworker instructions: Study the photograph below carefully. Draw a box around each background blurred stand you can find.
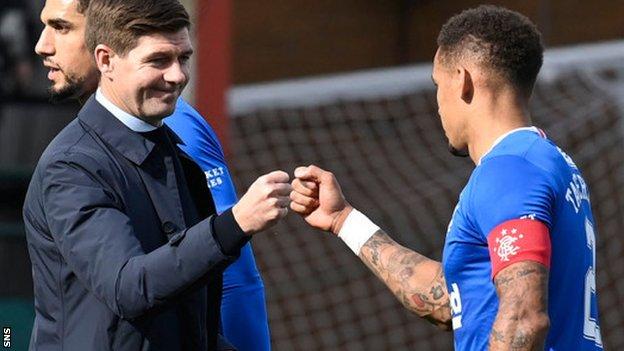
[0,0,48,101]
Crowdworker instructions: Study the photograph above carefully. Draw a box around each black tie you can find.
[139,127,199,228]
[139,127,174,156]
[139,127,222,349]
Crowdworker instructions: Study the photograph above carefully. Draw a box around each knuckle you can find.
[262,185,274,197]
[279,186,292,196]
[321,171,334,183]
[293,182,306,193]
[277,170,289,180]
[270,209,280,219]
[268,197,279,207]
[291,180,300,191]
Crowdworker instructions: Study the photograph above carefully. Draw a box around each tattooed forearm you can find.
[491,328,505,343]
[358,230,452,329]
[489,261,550,351]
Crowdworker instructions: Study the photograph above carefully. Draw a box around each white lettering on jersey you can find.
[205,167,226,189]
[556,146,578,170]
[565,173,590,213]
[583,218,603,347]
[556,147,591,213]
[520,213,537,220]
[449,283,463,330]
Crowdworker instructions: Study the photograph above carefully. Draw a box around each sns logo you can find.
[449,283,463,330]
[3,327,10,348]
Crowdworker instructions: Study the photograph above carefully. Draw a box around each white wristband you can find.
[337,209,380,255]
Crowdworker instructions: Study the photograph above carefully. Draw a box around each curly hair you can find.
[437,5,544,94]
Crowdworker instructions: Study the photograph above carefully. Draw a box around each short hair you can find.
[76,0,90,14]
[437,5,544,94]
[85,0,190,56]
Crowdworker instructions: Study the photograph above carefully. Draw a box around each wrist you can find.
[337,208,380,255]
[232,203,253,236]
[330,205,353,235]
[212,208,249,255]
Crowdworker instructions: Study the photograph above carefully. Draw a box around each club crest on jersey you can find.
[488,218,551,277]
[494,228,524,262]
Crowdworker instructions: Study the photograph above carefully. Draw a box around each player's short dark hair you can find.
[76,0,90,14]
[437,5,544,95]
[85,0,190,56]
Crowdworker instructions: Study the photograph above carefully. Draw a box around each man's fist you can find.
[233,170,292,235]
[290,165,352,235]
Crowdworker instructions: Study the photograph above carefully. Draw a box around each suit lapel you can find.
[78,96,213,239]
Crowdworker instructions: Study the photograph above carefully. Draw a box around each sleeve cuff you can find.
[212,208,249,256]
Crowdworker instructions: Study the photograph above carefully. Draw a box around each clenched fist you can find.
[233,170,292,235]
[290,165,353,235]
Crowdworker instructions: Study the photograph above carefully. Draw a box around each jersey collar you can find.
[477,126,544,165]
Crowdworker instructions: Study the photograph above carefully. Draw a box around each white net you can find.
[228,40,624,350]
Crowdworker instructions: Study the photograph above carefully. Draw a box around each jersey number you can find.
[583,218,602,347]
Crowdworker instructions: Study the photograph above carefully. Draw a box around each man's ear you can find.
[459,67,474,104]
[94,44,115,77]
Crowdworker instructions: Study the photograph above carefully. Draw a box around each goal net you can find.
[227,40,624,350]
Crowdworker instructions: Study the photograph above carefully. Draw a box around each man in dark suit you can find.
[22,0,291,349]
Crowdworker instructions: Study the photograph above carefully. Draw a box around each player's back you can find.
[485,129,604,350]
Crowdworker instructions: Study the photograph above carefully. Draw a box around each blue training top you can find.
[443,127,603,351]
[165,98,271,351]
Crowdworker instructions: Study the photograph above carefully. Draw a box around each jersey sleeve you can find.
[469,155,556,240]
[165,99,239,213]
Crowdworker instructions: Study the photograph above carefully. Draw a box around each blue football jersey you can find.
[164,99,271,351]
[443,127,603,350]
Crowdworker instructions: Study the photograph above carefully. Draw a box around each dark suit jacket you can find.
[23,96,248,350]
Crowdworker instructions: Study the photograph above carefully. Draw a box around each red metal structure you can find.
[195,0,231,154]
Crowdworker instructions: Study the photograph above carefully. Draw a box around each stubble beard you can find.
[48,70,88,104]
[448,143,469,158]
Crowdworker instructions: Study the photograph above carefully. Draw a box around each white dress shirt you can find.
[95,88,161,132]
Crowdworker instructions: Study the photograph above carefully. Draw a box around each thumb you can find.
[263,170,290,183]
[294,164,325,182]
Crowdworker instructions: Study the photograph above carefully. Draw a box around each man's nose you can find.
[163,62,188,86]
[35,27,54,57]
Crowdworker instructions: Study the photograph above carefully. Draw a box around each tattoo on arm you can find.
[358,230,451,330]
[489,261,550,351]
